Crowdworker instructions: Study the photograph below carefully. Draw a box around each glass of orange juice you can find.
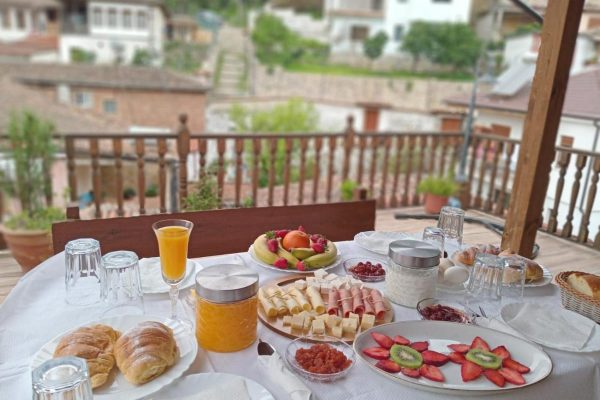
[153,219,193,327]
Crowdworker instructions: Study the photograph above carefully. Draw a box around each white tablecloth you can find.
[1,241,599,399]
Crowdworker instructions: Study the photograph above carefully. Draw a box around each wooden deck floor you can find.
[1,208,599,304]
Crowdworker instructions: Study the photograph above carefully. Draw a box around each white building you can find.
[0,0,61,43]
[323,0,473,56]
[59,0,167,65]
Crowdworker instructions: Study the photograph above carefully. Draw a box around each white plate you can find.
[31,315,198,400]
[354,320,552,395]
[353,231,409,255]
[140,258,199,294]
[501,303,600,352]
[148,373,275,400]
[450,251,553,288]
[248,245,342,274]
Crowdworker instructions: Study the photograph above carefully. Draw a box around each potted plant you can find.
[0,111,65,272]
[417,176,458,214]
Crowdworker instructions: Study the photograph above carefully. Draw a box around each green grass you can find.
[285,63,473,82]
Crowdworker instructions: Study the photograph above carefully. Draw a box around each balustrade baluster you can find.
[268,138,277,206]
[312,137,323,203]
[90,139,101,218]
[283,138,293,206]
[428,136,439,174]
[357,135,367,185]
[176,115,190,206]
[369,136,378,196]
[449,136,460,173]
[484,140,503,212]
[578,157,600,243]
[389,136,404,208]
[252,139,261,206]
[135,139,146,215]
[198,138,207,178]
[298,138,308,204]
[413,136,426,206]
[326,136,336,202]
[66,137,77,202]
[494,142,515,216]
[234,138,244,208]
[217,138,226,207]
[562,154,587,238]
[378,137,391,208]
[474,138,491,208]
[157,138,167,213]
[439,136,449,176]
[467,136,480,189]
[112,139,124,217]
[402,137,415,206]
[342,116,355,181]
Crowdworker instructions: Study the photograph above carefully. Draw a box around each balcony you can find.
[61,15,89,35]
[327,0,385,19]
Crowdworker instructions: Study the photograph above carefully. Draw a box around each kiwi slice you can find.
[465,349,502,370]
[389,344,423,369]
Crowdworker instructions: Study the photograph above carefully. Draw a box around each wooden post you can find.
[65,137,78,202]
[342,115,355,181]
[502,0,585,257]
[176,114,190,208]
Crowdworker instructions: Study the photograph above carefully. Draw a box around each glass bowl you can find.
[343,257,387,282]
[285,337,355,382]
[416,298,477,324]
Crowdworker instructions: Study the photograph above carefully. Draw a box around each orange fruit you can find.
[282,230,310,251]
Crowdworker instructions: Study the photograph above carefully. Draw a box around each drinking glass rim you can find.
[440,206,465,216]
[474,253,504,267]
[102,250,139,269]
[152,219,194,231]
[65,238,100,254]
[32,356,89,391]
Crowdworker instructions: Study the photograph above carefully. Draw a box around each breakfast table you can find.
[1,240,599,399]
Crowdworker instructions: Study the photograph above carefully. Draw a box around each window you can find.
[394,25,404,41]
[74,91,93,109]
[351,25,369,41]
[103,99,117,114]
[372,0,383,10]
[108,8,117,27]
[16,9,25,29]
[123,10,132,29]
[92,7,102,26]
[137,10,147,29]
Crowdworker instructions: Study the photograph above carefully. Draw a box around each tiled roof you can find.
[0,35,58,57]
[0,0,61,8]
[446,68,600,121]
[502,0,600,12]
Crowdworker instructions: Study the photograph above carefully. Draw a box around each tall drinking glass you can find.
[153,219,193,327]
[65,239,103,306]
[502,256,526,306]
[437,206,465,251]
[101,250,145,318]
[422,226,445,257]
[465,253,504,317]
[32,356,93,400]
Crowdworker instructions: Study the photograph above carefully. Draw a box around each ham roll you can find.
[362,288,375,315]
[371,289,386,320]
[339,288,352,317]
[327,288,340,315]
[350,286,365,316]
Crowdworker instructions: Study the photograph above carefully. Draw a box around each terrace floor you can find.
[1,208,598,304]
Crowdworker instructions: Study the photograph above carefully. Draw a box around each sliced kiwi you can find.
[465,349,502,370]
[389,344,423,369]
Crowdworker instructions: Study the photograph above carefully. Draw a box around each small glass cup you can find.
[32,356,93,400]
[422,226,446,257]
[65,239,103,306]
[101,251,145,318]
[502,256,526,305]
[465,253,504,317]
[437,206,465,249]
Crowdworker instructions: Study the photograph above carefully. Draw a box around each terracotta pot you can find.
[424,194,449,214]
[0,226,53,272]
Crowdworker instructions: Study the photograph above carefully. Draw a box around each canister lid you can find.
[388,239,440,269]
[195,264,259,303]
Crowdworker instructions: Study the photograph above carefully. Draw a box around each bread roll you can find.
[567,272,600,300]
[53,324,120,389]
[114,321,178,385]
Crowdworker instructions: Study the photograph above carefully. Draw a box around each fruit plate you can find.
[31,315,197,400]
[354,321,552,395]
[248,245,342,274]
[257,275,394,343]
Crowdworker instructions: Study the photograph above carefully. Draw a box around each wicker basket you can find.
[556,271,600,323]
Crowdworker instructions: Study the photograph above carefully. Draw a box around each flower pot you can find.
[424,194,449,214]
[0,226,53,272]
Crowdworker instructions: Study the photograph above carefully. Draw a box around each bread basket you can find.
[556,271,600,323]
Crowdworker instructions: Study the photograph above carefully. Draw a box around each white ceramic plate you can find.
[148,373,275,400]
[354,320,552,395]
[31,315,198,400]
[353,231,409,255]
[450,251,553,288]
[248,245,342,274]
[501,303,600,352]
[140,258,199,294]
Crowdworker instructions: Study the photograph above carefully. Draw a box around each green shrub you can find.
[5,207,65,231]
[132,49,154,66]
[417,176,457,197]
[184,175,220,211]
[70,48,95,64]
[145,184,158,198]
[340,180,358,201]
[123,187,136,200]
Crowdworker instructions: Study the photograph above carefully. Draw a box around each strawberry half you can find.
[362,347,390,360]
[421,350,449,366]
[461,360,483,382]
[447,343,470,353]
[503,358,530,374]
[375,359,401,373]
[498,367,526,385]
[419,364,445,382]
[409,341,429,352]
[484,369,506,387]
[267,239,279,253]
[393,335,410,345]
[371,332,394,349]
[470,336,491,352]
[492,345,511,360]
[401,367,420,378]
[448,352,466,364]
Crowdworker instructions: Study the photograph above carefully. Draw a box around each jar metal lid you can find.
[195,264,259,303]
[388,239,440,269]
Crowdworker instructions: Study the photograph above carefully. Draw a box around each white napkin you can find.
[175,376,250,400]
[475,317,529,340]
[354,231,408,255]
[139,258,195,293]
[257,352,312,400]
[502,303,596,351]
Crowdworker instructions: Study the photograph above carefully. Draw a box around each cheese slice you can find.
[306,286,326,314]
[324,273,338,282]
[293,280,307,290]
[258,288,277,317]
[312,318,325,335]
[331,324,343,338]
[314,269,328,279]
[265,286,287,316]
[348,312,359,322]
[360,314,375,331]
[289,288,311,311]
[282,315,293,326]
[291,314,304,330]
[326,315,342,328]
[342,317,358,334]
[303,316,312,331]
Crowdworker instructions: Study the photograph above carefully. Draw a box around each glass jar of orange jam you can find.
[195,264,258,352]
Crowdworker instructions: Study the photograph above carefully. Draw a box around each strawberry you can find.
[409,341,429,352]
[421,350,449,367]
[371,332,394,349]
[363,347,390,360]
[297,225,305,232]
[375,359,401,373]
[273,258,288,269]
[447,344,470,354]
[267,239,279,253]
[265,230,276,239]
[310,234,323,242]
[275,230,290,239]
[419,364,445,382]
[448,352,466,364]
[503,358,530,374]
[470,336,491,352]
[311,242,325,254]
[393,335,410,345]
[492,346,511,360]
[498,367,525,385]
[295,261,306,272]
[317,238,328,246]
[484,369,506,387]
[401,367,420,378]
[461,360,483,382]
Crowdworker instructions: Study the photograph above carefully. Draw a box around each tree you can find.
[132,49,154,66]
[363,31,389,67]
[401,21,433,71]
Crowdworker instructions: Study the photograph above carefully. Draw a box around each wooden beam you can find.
[502,0,585,257]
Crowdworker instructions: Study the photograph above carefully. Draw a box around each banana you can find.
[291,247,316,260]
[252,234,279,265]
[302,241,338,269]
[277,247,300,267]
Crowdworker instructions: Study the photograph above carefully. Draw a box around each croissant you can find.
[53,324,120,389]
[114,321,179,385]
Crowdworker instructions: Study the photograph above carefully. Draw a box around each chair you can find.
[52,200,376,258]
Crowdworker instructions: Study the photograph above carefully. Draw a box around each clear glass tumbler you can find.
[101,250,145,318]
[422,226,446,257]
[465,253,504,317]
[32,356,93,400]
[502,255,526,305]
[65,239,103,306]
[437,206,465,249]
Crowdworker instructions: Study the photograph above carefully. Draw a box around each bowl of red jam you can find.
[343,257,387,282]
[416,298,476,324]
